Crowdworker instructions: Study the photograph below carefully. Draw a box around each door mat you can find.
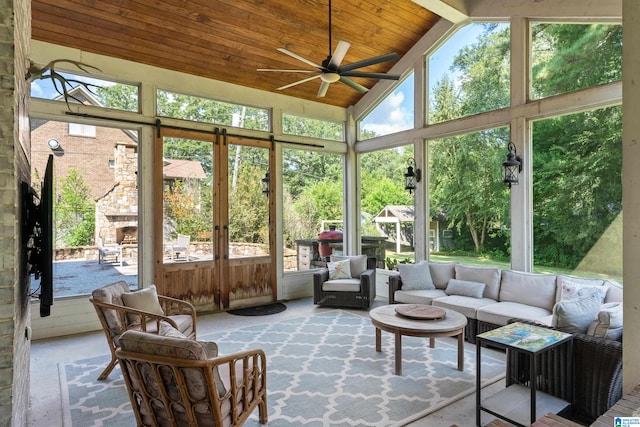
[227,302,287,316]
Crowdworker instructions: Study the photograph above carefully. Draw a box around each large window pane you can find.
[282,114,344,141]
[531,23,622,100]
[162,138,213,263]
[30,120,139,297]
[157,90,270,131]
[360,146,414,268]
[228,144,270,258]
[428,127,510,267]
[30,71,140,112]
[428,23,510,125]
[532,106,622,282]
[359,74,414,140]
[283,149,343,271]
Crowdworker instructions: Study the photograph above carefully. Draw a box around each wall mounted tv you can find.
[24,154,53,317]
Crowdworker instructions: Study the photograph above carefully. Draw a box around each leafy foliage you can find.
[55,169,95,247]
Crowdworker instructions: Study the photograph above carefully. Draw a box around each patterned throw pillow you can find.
[561,280,609,303]
[328,259,352,280]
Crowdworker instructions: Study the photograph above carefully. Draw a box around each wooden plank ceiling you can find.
[31,0,440,108]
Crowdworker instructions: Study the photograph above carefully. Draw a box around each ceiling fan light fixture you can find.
[320,72,340,83]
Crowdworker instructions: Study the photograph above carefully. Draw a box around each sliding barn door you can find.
[153,128,275,311]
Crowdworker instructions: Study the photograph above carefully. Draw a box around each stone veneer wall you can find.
[0,0,31,425]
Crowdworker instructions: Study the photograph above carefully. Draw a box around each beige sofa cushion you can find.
[499,270,557,311]
[432,295,497,319]
[397,262,435,290]
[428,262,456,289]
[455,264,501,300]
[394,289,447,305]
[477,301,552,326]
[604,279,623,303]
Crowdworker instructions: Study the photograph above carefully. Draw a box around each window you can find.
[359,74,414,140]
[428,23,510,125]
[68,123,96,138]
[532,106,622,281]
[30,120,140,298]
[428,127,510,267]
[30,72,140,112]
[360,146,414,263]
[157,90,270,131]
[282,114,344,141]
[283,149,343,271]
[531,23,622,100]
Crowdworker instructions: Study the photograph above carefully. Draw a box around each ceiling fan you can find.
[257,0,401,98]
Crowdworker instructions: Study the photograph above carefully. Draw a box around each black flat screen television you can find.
[25,155,53,317]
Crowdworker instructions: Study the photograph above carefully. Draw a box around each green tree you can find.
[56,169,95,247]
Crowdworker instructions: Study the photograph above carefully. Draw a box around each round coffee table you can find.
[369,304,467,375]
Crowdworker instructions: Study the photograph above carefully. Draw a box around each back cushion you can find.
[330,255,367,278]
[604,279,623,303]
[428,262,456,289]
[500,270,557,311]
[455,264,501,300]
[92,281,131,332]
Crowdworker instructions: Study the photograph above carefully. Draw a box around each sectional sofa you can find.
[387,261,623,423]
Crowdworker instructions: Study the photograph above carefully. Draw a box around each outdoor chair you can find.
[116,329,268,427]
[97,237,122,266]
[313,255,376,308]
[90,281,197,380]
[169,233,191,261]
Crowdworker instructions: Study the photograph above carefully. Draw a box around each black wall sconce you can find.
[404,159,421,194]
[502,142,523,188]
[261,171,270,196]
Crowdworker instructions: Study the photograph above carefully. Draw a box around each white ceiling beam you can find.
[468,0,621,20]
[412,0,470,24]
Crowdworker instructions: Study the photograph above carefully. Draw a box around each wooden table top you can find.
[370,304,467,333]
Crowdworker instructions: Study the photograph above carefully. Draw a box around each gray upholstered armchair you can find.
[313,255,376,308]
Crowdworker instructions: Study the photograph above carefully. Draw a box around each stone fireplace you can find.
[94,144,138,244]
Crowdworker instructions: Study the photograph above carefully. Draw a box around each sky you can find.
[359,24,494,138]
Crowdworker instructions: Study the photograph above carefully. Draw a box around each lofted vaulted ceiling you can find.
[31,0,441,108]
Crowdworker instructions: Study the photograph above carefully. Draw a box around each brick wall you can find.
[0,0,31,425]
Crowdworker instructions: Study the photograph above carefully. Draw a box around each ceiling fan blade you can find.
[317,81,330,98]
[328,40,351,69]
[257,69,318,73]
[338,52,400,72]
[340,71,401,80]
[277,74,322,91]
[277,48,323,69]
[339,76,369,94]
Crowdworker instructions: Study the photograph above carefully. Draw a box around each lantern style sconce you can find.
[261,171,270,196]
[404,159,421,194]
[502,142,523,188]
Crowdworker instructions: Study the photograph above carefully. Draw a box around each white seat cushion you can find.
[432,295,497,319]
[477,301,551,326]
[322,279,361,292]
[393,289,447,305]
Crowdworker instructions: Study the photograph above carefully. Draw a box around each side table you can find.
[476,322,573,427]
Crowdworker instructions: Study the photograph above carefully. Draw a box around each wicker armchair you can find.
[116,330,267,427]
[90,281,197,380]
[313,256,376,308]
[506,318,622,424]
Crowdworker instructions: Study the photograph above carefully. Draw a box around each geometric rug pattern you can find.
[59,309,505,427]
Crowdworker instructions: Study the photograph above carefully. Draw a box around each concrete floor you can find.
[28,297,512,427]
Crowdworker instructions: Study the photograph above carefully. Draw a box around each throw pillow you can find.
[552,296,602,334]
[561,280,609,303]
[328,259,352,280]
[159,321,187,339]
[445,279,486,298]
[121,285,165,324]
[397,262,435,290]
[330,255,367,278]
[586,302,623,340]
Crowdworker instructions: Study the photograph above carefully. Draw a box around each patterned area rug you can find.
[59,310,505,426]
